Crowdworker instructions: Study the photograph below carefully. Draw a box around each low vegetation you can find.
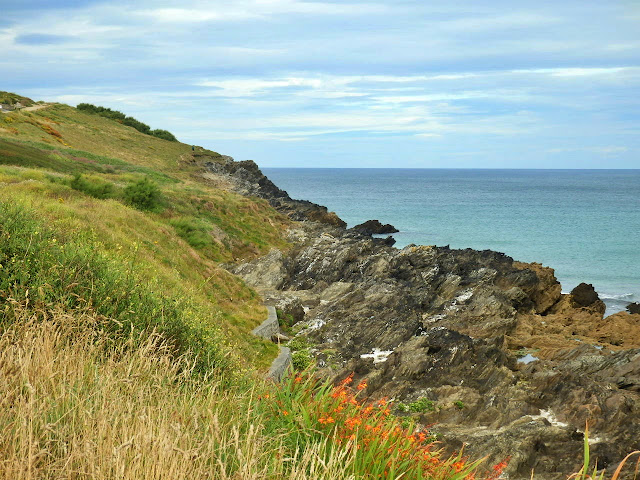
[0,91,34,107]
[77,103,178,141]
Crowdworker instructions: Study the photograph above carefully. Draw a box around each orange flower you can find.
[294,376,303,383]
[357,380,368,390]
[340,373,354,386]
[282,410,289,416]
[318,416,335,425]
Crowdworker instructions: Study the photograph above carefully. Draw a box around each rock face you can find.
[570,282,602,307]
[351,219,399,235]
[218,157,640,479]
[233,223,640,479]
[627,302,640,315]
[200,155,347,227]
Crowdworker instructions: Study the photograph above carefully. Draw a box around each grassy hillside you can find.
[0,96,290,371]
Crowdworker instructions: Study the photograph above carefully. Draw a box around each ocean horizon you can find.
[263,167,640,315]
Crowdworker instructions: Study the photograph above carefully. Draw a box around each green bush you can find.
[69,173,114,199]
[123,177,162,211]
[397,398,436,413]
[169,217,213,249]
[77,103,177,141]
[151,129,178,142]
[291,349,313,371]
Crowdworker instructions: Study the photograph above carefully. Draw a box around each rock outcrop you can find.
[350,219,399,235]
[217,158,640,479]
[200,155,346,227]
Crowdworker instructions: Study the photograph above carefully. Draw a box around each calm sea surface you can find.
[263,168,640,315]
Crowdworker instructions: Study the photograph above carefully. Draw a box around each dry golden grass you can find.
[0,305,365,480]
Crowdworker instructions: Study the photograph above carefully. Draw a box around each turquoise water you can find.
[263,168,640,315]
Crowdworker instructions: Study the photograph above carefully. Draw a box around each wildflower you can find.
[345,417,362,429]
[357,380,367,390]
[318,416,335,425]
[340,373,354,386]
[453,461,465,473]
[294,376,303,384]
[282,410,289,416]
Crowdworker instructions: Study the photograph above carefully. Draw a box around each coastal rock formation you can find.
[200,154,346,227]
[219,159,640,479]
[627,302,640,315]
[350,219,399,235]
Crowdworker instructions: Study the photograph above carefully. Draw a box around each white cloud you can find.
[137,0,388,23]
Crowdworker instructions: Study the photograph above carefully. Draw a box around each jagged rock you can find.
[201,156,347,227]
[351,219,399,235]
[271,333,291,343]
[570,282,601,307]
[231,222,640,478]
[264,293,306,325]
[627,302,640,315]
[513,262,562,313]
[225,167,640,479]
[231,249,287,291]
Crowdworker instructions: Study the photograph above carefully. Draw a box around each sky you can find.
[1,0,639,168]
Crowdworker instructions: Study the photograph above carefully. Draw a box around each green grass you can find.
[0,202,229,375]
[0,100,289,371]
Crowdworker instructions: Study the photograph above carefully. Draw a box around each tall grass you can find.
[0,306,488,480]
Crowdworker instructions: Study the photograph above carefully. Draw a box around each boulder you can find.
[570,283,601,307]
[627,302,640,315]
[351,219,399,235]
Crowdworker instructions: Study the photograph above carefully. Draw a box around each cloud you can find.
[548,146,630,156]
[13,33,72,45]
[1,0,638,167]
[137,0,388,23]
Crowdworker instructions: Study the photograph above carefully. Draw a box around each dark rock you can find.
[201,156,346,227]
[372,235,396,247]
[351,219,399,235]
[570,283,600,307]
[627,302,640,315]
[222,164,640,479]
[232,223,640,479]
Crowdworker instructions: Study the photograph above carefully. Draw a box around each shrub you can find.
[123,177,162,211]
[169,216,213,249]
[397,397,436,413]
[151,129,178,142]
[291,349,313,370]
[69,173,114,199]
[77,103,177,141]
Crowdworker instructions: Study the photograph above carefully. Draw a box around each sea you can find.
[262,168,640,316]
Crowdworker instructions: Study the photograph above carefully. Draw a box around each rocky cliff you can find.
[201,154,640,479]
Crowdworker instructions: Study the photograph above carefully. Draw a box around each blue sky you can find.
[2,0,639,168]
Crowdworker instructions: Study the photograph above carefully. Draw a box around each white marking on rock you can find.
[361,348,394,364]
[455,289,474,302]
[531,409,569,428]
